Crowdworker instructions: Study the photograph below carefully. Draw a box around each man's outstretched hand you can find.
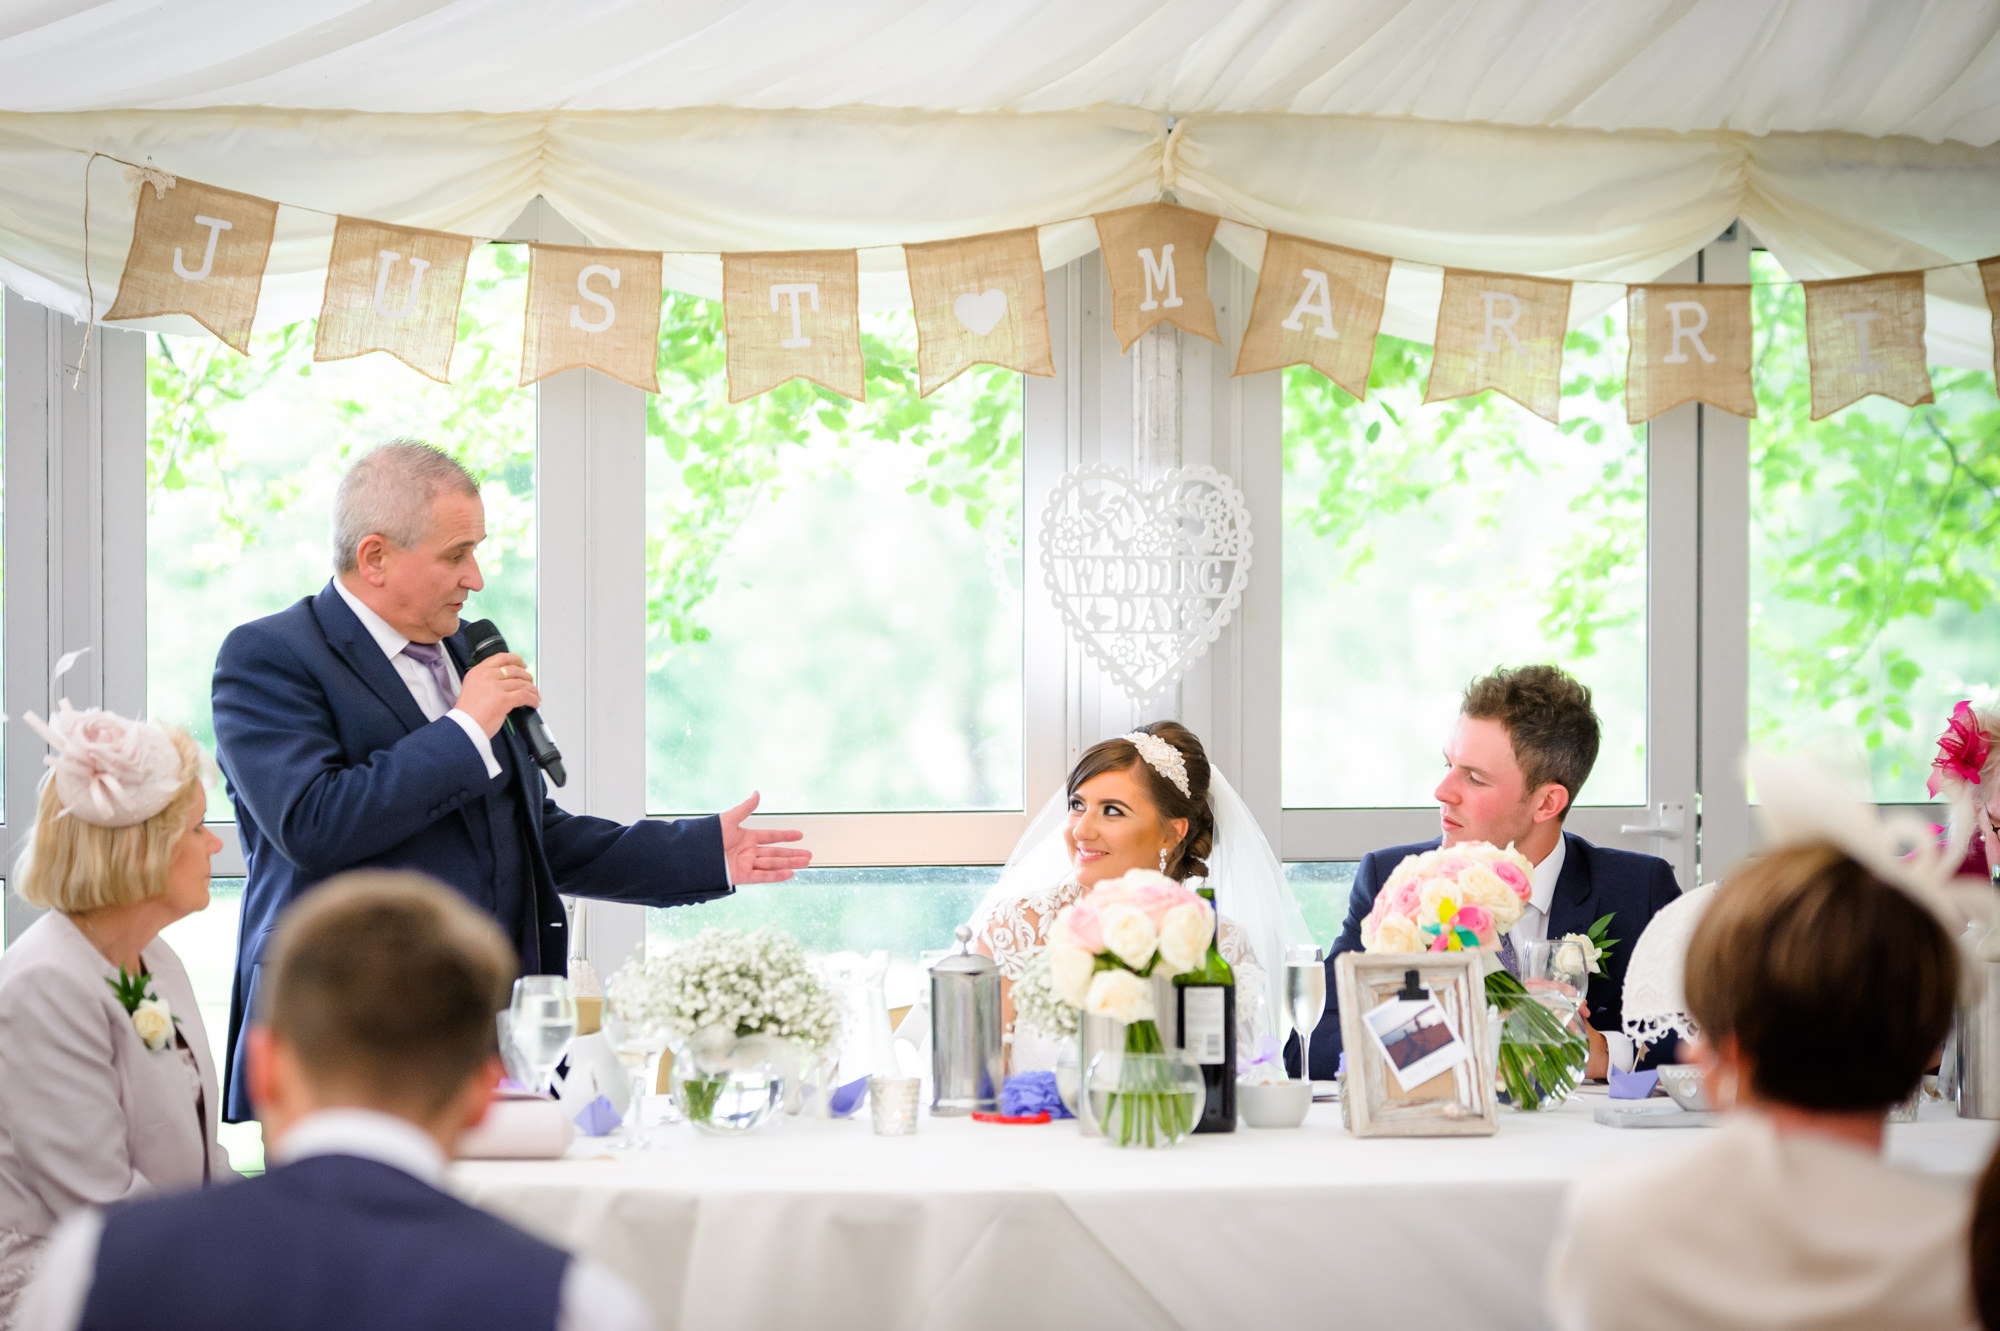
[719,792,811,884]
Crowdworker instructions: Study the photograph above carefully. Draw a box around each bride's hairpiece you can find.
[1122,731,1192,800]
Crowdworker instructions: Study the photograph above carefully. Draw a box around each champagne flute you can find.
[1285,945,1327,1083]
[509,976,578,1097]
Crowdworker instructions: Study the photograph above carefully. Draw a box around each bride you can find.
[967,721,1313,1069]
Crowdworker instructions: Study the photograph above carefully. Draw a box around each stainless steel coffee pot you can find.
[930,926,1002,1116]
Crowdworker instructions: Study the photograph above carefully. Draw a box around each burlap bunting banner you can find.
[1425,270,1573,423]
[1094,204,1220,351]
[1624,283,1755,424]
[315,217,473,383]
[1980,257,2000,386]
[521,243,663,392]
[1801,272,1933,420]
[1233,233,1390,396]
[722,250,864,403]
[103,175,277,353]
[904,228,1054,398]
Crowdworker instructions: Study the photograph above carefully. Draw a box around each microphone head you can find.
[461,618,509,662]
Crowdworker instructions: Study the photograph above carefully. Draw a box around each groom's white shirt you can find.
[1505,835,1636,1076]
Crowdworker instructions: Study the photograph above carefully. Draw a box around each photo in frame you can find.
[1335,952,1497,1138]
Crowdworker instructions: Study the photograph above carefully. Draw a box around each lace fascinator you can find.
[23,701,187,828]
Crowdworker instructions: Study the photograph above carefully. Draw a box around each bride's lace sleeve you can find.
[972,895,1053,980]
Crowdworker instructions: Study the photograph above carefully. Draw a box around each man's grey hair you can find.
[332,441,480,573]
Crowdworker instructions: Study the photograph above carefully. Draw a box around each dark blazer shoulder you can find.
[1563,833,1679,890]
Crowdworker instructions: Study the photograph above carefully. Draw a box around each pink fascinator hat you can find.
[22,700,186,829]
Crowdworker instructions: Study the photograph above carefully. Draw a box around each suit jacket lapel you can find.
[1545,832,1595,940]
[310,582,431,736]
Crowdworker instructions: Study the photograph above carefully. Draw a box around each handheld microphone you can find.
[461,618,567,788]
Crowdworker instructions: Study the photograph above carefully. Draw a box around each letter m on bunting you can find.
[1094,204,1221,351]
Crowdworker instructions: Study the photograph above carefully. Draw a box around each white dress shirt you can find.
[19,1109,656,1331]
[1505,834,1635,1076]
[332,577,502,780]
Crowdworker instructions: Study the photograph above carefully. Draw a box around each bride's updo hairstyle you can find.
[1066,721,1215,881]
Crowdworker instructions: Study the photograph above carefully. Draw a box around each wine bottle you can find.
[1175,885,1236,1133]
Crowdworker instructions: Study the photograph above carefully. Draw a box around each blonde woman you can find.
[0,705,233,1326]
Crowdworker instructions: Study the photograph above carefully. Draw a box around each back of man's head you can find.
[260,871,515,1118]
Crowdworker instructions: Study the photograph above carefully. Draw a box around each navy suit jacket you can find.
[1299,831,1682,1079]
[212,583,732,1119]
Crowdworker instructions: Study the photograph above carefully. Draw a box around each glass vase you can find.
[671,1034,782,1135]
[1489,973,1590,1111]
[1085,1019,1206,1148]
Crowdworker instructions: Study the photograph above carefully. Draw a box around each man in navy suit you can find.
[1299,665,1681,1081]
[211,442,811,1120]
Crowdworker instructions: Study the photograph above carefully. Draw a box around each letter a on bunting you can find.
[1624,283,1755,424]
[1801,272,1933,420]
[521,244,663,392]
[315,217,473,383]
[104,175,277,354]
[1234,233,1390,397]
[1425,270,1572,423]
[1094,204,1220,351]
[722,250,864,403]
[905,228,1053,398]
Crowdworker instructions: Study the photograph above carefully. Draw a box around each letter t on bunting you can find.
[1093,204,1220,351]
[904,228,1054,398]
[521,244,663,392]
[103,175,278,354]
[1801,272,1933,420]
[1233,233,1390,397]
[722,250,864,403]
[1624,284,1755,424]
[314,217,474,383]
[1426,270,1572,423]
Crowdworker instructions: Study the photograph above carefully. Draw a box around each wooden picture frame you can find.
[1335,951,1497,1138]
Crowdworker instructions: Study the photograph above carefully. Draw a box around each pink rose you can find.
[1063,902,1104,954]
[1130,879,1182,928]
[1453,904,1496,946]
[1491,860,1531,899]
[1086,879,1134,909]
[1389,878,1424,919]
[1433,856,1472,879]
[1364,889,1391,931]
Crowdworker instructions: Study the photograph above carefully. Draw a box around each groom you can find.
[1298,665,1682,1080]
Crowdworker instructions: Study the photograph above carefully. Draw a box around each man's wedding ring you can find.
[500,666,509,679]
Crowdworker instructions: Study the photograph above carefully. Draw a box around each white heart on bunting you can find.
[1038,463,1254,705]
[952,288,1007,336]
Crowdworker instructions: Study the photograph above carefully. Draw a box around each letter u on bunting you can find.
[722,250,864,403]
[1094,203,1220,351]
[1425,270,1572,423]
[315,217,474,383]
[1624,284,1755,424]
[521,244,663,392]
[1234,233,1390,397]
[103,175,277,354]
[904,228,1054,398]
[1801,272,1933,420]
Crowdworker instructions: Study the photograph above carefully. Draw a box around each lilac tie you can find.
[1497,933,1520,979]
[400,640,456,706]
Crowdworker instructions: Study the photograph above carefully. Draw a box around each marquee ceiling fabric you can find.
[0,1,1997,366]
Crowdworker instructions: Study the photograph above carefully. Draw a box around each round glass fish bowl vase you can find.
[1086,1020,1206,1148]
[671,1030,783,1135]
[1494,942,1592,1111]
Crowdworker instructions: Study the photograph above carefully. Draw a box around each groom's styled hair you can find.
[1461,665,1600,820]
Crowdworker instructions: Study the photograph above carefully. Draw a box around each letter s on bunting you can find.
[721,250,864,403]
[1424,269,1572,424]
[104,175,278,354]
[314,217,473,384]
[1093,204,1220,351]
[1234,233,1390,398]
[1624,283,1755,424]
[521,243,663,392]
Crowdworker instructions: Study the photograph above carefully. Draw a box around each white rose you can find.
[1112,868,1179,894]
[1047,911,1076,950]
[1046,943,1098,1008]
[1553,940,1588,980]
[1084,969,1155,1023]
[131,999,173,1052]
[1371,912,1424,954]
[1096,903,1159,970]
[1457,866,1526,931]
[1155,902,1214,974]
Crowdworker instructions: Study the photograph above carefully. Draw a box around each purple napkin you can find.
[1001,1071,1071,1119]
[1608,1068,1660,1100]
[573,1094,621,1136]
[827,1077,870,1118]
[1239,1035,1284,1078]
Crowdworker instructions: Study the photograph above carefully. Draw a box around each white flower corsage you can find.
[108,968,177,1052]
[1556,932,1605,977]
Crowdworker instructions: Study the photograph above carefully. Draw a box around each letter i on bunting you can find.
[722,250,864,403]
[103,175,278,354]
[315,217,474,383]
[521,244,663,392]
[1426,270,1572,423]
[1801,272,1933,420]
[1233,233,1390,397]
[1093,203,1221,350]
[1624,284,1755,424]
[904,228,1054,397]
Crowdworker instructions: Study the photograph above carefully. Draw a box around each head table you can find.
[449,1092,1996,1330]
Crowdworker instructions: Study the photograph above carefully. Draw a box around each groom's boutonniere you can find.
[107,967,176,1052]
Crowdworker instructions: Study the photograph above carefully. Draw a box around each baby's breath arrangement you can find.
[607,927,840,1050]
[1012,948,1079,1040]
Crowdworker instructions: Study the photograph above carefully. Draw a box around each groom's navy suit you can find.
[1297,831,1682,1079]
[212,582,732,1119]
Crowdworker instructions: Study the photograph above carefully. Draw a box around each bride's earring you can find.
[1158,846,1171,872]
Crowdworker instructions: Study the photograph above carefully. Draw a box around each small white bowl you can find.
[1237,1078,1312,1128]
[1656,1065,1711,1112]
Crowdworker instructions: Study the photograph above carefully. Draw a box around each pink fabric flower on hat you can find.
[1929,701,1993,798]
[24,702,184,828]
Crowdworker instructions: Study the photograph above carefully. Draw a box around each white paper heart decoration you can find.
[1038,463,1253,705]
[952,288,1007,337]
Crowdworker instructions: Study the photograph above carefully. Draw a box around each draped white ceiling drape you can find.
[2,0,1997,365]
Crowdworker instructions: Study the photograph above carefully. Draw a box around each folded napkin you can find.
[458,1099,576,1159]
[1607,1068,1660,1100]
[573,1095,621,1137]
[1001,1071,1071,1120]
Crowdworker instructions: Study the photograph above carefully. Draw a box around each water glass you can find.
[509,976,578,1096]
[869,1076,921,1136]
[1285,945,1327,1078]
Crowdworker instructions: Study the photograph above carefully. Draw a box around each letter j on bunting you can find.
[1624,283,1755,424]
[722,250,864,403]
[1801,272,1934,420]
[103,175,278,354]
[1425,270,1572,424]
[904,227,1054,398]
[314,217,474,384]
[1094,203,1221,351]
[521,243,663,392]
[1233,233,1390,398]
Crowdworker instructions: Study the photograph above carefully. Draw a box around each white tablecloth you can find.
[450,1094,1997,1331]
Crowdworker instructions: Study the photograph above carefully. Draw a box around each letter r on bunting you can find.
[1625,284,1753,424]
[1425,270,1571,423]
